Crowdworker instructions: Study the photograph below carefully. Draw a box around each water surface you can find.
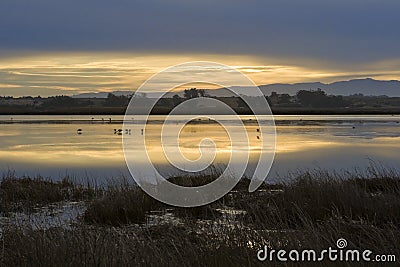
[1,115,399,183]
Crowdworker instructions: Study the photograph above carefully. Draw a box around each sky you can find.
[1,0,400,97]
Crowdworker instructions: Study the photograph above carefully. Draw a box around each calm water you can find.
[1,115,400,183]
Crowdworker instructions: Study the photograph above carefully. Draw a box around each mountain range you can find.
[72,78,400,98]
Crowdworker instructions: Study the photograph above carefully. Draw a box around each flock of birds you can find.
[76,128,262,140]
[76,128,142,136]
[75,117,400,137]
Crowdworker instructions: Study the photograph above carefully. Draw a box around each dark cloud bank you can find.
[1,0,399,65]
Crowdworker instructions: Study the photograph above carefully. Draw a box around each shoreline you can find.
[2,107,400,116]
[1,115,399,125]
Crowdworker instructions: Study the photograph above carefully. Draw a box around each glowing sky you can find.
[1,0,400,96]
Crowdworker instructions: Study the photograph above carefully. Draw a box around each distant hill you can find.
[258,78,400,97]
[72,78,400,98]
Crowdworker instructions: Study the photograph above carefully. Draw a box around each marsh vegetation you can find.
[1,165,400,266]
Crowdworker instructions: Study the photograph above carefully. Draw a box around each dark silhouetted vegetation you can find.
[2,88,400,115]
[103,93,131,107]
[183,88,206,99]
[0,174,97,214]
[296,89,348,108]
[1,165,400,266]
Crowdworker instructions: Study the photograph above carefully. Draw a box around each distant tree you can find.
[104,93,130,107]
[279,94,292,104]
[296,89,347,108]
[268,92,293,106]
[269,92,278,98]
[297,89,326,107]
[199,89,206,97]
[268,92,279,105]
[184,88,200,99]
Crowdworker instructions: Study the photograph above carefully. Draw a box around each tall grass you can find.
[82,185,161,225]
[0,173,98,214]
[1,165,400,266]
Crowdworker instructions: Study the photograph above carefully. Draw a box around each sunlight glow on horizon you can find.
[1,52,400,97]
